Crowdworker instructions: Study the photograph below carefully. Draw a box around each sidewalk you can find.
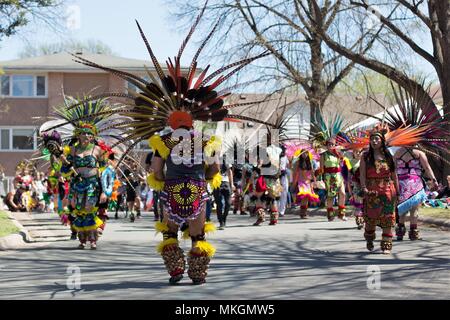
[0,211,32,250]
[0,211,71,250]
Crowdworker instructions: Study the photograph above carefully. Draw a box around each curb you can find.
[0,211,34,250]
[418,216,450,228]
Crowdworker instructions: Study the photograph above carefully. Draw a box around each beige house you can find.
[0,52,180,181]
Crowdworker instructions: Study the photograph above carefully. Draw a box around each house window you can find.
[36,76,46,96]
[12,75,34,96]
[1,76,9,95]
[0,128,36,151]
[1,129,10,150]
[0,75,47,97]
[12,129,35,150]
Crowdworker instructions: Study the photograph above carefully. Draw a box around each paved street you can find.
[0,210,449,300]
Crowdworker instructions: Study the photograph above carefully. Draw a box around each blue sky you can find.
[0,0,437,82]
[0,0,195,62]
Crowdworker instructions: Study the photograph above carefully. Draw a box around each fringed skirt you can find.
[397,174,427,216]
[161,178,208,226]
[72,212,103,232]
[295,180,320,204]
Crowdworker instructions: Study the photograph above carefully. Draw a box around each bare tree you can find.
[0,0,66,41]
[167,0,393,131]
[308,0,449,178]
[19,39,115,58]
[311,0,447,120]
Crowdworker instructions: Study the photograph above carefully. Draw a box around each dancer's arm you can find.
[151,155,166,181]
[228,167,234,191]
[360,154,367,195]
[418,150,438,190]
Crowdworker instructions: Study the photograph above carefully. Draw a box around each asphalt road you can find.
[0,210,449,300]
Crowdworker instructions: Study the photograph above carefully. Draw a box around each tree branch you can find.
[350,0,436,67]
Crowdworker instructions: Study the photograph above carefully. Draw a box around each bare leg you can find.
[408,205,421,240]
[300,198,309,218]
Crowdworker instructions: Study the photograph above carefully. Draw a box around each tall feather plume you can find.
[135,20,166,81]
[177,0,209,62]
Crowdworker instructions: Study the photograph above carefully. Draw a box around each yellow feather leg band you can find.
[155,221,169,235]
[147,172,165,191]
[149,135,170,159]
[207,172,222,190]
[157,238,179,254]
[194,240,216,258]
[204,222,217,234]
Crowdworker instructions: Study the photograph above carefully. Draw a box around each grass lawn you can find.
[0,210,20,238]
[419,207,450,220]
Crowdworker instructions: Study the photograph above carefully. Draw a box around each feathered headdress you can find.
[338,122,433,151]
[356,83,449,159]
[61,0,274,164]
[311,109,347,150]
[40,96,125,146]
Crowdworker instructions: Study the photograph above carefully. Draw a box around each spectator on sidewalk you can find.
[4,183,27,212]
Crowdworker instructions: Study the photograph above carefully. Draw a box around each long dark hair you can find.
[364,138,395,172]
[298,153,312,171]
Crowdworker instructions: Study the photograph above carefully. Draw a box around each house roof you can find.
[0,52,189,73]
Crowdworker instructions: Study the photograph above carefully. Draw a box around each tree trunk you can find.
[428,0,450,182]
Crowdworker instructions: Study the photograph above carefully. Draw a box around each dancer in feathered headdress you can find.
[311,110,351,221]
[37,130,74,232]
[359,123,402,254]
[358,84,449,242]
[335,129,370,229]
[290,147,319,219]
[60,1,274,284]
[39,97,124,249]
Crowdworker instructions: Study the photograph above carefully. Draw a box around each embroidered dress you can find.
[66,151,103,233]
[322,151,344,198]
[397,158,427,215]
[364,160,396,228]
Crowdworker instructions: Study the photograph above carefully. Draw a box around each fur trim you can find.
[156,238,179,254]
[194,240,216,257]
[155,221,169,234]
[204,135,222,157]
[149,135,170,159]
[147,172,165,191]
[207,172,222,190]
[204,222,217,234]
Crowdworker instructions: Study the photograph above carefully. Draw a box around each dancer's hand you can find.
[99,192,108,204]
